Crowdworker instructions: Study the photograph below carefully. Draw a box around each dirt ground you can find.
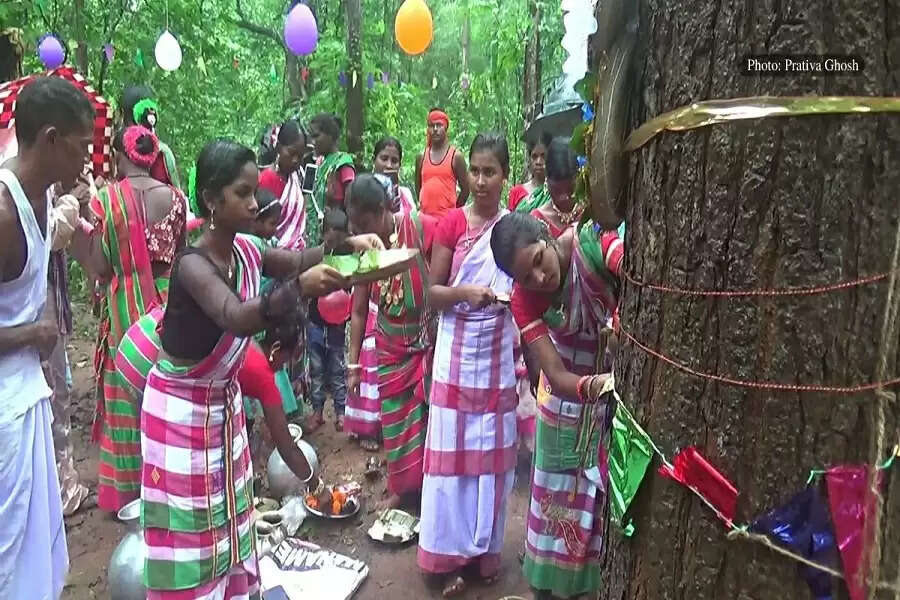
[59,309,533,600]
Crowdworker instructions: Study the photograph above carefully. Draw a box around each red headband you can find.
[426,110,449,147]
[123,126,160,170]
[428,110,449,128]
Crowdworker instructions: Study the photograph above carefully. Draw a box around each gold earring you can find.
[209,210,216,230]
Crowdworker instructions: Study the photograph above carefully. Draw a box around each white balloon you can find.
[561,31,585,54]
[155,30,182,72]
[563,11,596,37]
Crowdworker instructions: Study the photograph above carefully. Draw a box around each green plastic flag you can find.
[134,48,144,68]
[608,399,653,536]
[269,64,278,83]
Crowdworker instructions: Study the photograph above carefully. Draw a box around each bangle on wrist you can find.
[301,467,314,483]
[346,363,361,370]
[576,376,590,405]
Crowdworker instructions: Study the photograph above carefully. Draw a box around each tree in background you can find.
[598,1,900,598]
[7,0,564,186]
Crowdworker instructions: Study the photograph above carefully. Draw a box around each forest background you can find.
[2,0,565,183]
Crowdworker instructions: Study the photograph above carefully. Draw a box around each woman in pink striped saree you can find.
[140,139,383,599]
[417,134,519,597]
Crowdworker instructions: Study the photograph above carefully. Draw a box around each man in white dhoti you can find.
[0,76,95,599]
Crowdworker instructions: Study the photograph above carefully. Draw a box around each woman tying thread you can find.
[491,211,623,600]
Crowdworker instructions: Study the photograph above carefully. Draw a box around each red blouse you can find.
[258,168,287,199]
[237,343,282,408]
[433,207,470,249]
[508,184,529,212]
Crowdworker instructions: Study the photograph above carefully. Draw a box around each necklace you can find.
[549,201,583,227]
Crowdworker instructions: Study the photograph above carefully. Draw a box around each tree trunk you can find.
[343,0,364,163]
[522,0,542,125]
[602,1,900,599]
[285,51,304,105]
[73,0,89,75]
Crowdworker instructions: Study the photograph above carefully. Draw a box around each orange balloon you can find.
[395,0,433,56]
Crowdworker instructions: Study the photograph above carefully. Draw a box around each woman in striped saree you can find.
[309,113,356,245]
[508,135,548,212]
[140,139,382,599]
[344,140,417,452]
[418,134,519,597]
[82,125,186,512]
[491,212,623,600]
[256,120,310,251]
[346,174,436,507]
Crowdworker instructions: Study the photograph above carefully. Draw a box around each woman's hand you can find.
[298,264,350,297]
[346,366,361,397]
[346,233,386,252]
[461,285,496,309]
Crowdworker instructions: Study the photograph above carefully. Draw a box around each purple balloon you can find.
[284,4,318,56]
[38,35,65,69]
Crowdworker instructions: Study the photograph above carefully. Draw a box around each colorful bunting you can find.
[338,71,347,87]
[352,70,357,88]
[134,48,144,68]
[825,466,881,600]
[366,72,375,89]
[381,70,389,84]
[103,43,115,63]
[581,101,594,122]
[607,402,653,536]
[432,75,437,89]
[197,55,207,76]
[606,378,896,596]
[301,67,310,82]
[659,446,739,525]
[269,64,278,82]
[749,486,838,599]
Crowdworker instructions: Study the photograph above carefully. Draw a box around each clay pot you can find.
[266,431,319,499]
[108,499,147,600]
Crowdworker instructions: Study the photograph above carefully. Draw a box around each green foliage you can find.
[12,0,564,187]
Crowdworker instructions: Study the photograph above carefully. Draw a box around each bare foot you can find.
[360,438,379,452]
[376,493,402,512]
[304,410,324,432]
[442,575,466,598]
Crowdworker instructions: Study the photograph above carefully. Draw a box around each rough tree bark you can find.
[73,0,89,75]
[343,0,364,163]
[600,1,900,599]
[522,0,542,126]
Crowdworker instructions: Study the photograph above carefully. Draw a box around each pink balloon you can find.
[284,4,318,56]
[317,290,351,325]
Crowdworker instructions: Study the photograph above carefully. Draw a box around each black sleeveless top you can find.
[160,247,237,360]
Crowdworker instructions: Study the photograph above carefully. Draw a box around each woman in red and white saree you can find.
[417,134,519,597]
[256,120,310,251]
